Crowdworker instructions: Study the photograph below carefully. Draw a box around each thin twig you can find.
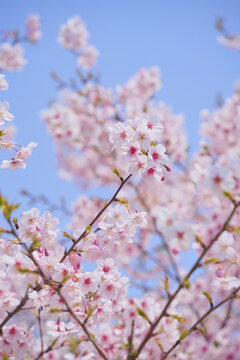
[133,185,181,283]
[161,286,240,359]
[132,202,239,359]
[60,174,132,263]
[8,221,109,360]
[127,320,135,360]
[37,308,44,354]
[0,284,41,334]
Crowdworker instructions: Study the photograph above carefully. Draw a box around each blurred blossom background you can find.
[0,0,239,227]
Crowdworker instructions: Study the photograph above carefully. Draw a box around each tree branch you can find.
[161,286,240,359]
[60,174,132,263]
[132,202,239,359]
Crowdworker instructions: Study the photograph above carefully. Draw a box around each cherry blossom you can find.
[0,101,14,125]
[212,231,235,261]
[218,34,240,50]
[58,15,89,51]
[25,14,42,42]
[77,44,99,70]
[0,43,26,72]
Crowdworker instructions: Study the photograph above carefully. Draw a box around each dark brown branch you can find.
[127,320,135,360]
[8,222,108,360]
[37,309,44,354]
[0,284,41,334]
[161,286,240,359]
[132,202,239,359]
[60,174,132,263]
[133,185,181,283]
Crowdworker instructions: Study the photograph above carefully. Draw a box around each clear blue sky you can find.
[0,0,239,225]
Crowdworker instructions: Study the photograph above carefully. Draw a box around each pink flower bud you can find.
[216,268,225,278]
[69,253,81,265]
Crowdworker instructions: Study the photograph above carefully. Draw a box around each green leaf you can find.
[203,258,219,264]
[198,327,206,336]
[50,337,59,348]
[195,234,205,248]
[68,336,81,353]
[12,217,18,228]
[118,198,129,206]
[163,275,169,293]
[86,225,92,234]
[63,232,74,241]
[183,278,191,289]
[155,340,163,351]
[136,307,151,324]
[50,308,64,313]
[2,354,9,360]
[17,267,34,274]
[223,191,232,199]
[113,168,121,179]
[202,291,213,308]
[179,329,189,340]
[170,314,187,323]
[0,130,6,141]
[0,194,20,220]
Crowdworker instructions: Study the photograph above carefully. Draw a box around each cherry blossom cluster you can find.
[25,14,42,43]
[0,43,26,72]
[218,33,240,50]
[58,15,99,70]
[0,17,40,170]
[109,115,171,181]
[68,202,147,266]
[216,18,240,51]
[0,14,42,72]
[41,75,187,186]
[18,208,59,246]
[117,67,162,109]
[156,207,195,254]
[0,74,37,170]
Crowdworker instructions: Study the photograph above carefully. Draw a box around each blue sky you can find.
[0,0,239,225]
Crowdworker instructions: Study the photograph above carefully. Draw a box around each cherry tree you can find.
[0,14,240,360]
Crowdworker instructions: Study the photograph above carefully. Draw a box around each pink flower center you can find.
[103,266,110,273]
[213,175,222,184]
[177,232,184,240]
[129,146,137,156]
[84,278,91,285]
[9,327,16,335]
[147,167,155,175]
[152,152,159,160]
[120,131,126,139]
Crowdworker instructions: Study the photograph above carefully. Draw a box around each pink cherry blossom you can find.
[58,15,89,51]
[25,14,42,42]
[212,231,235,260]
[0,43,26,72]
[0,101,14,125]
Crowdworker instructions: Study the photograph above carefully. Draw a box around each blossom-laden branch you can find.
[60,173,132,263]
[133,184,181,283]
[7,219,109,360]
[130,201,239,359]
[34,337,66,360]
[161,285,240,360]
